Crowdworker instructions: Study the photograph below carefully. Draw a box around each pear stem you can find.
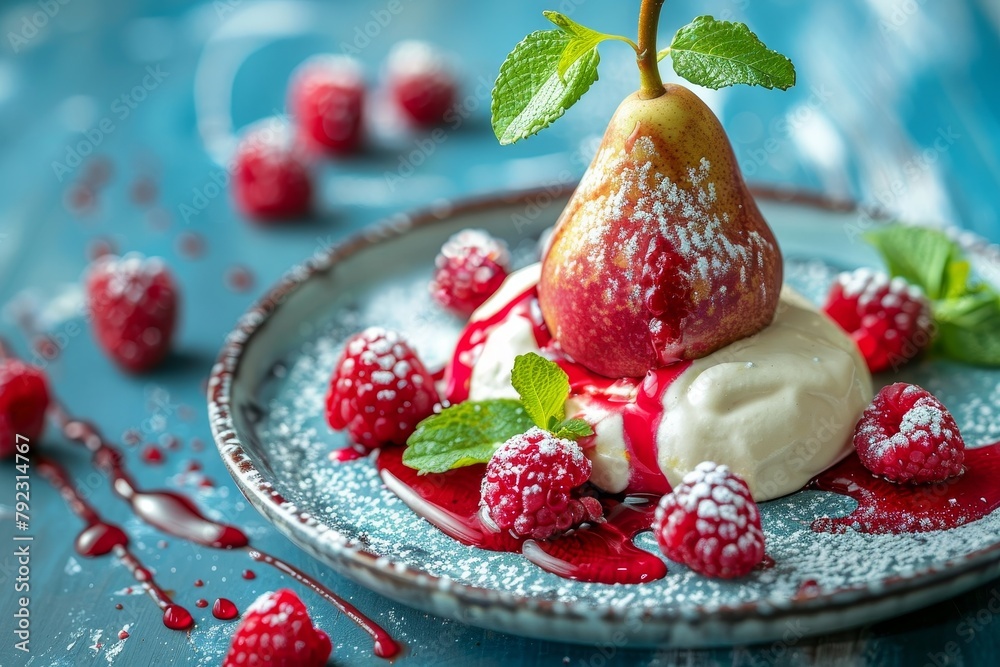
[637,0,666,99]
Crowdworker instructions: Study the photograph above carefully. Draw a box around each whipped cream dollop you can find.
[453,263,873,502]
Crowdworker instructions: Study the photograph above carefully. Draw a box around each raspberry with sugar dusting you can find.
[480,427,602,540]
[430,229,511,316]
[823,268,933,373]
[232,123,313,221]
[222,589,331,667]
[386,40,458,127]
[326,327,439,448]
[853,382,965,484]
[86,253,179,373]
[652,461,764,579]
[0,359,50,458]
[288,55,365,155]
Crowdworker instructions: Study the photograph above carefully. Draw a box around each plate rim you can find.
[207,185,1000,632]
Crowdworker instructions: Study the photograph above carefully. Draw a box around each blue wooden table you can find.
[1,1,999,664]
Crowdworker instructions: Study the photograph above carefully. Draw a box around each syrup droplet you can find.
[33,335,59,361]
[193,579,204,587]
[118,630,130,640]
[212,598,239,620]
[131,178,157,206]
[163,604,194,631]
[178,231,205,259]
[241,569,256,580]
[141,444,164,464]
[66,184,96,215]
[76,522,128,557]
[225,265,254,293]
[115,604,123,610]
[195,599,208,608]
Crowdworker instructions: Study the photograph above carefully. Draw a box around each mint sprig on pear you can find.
[866,225,1000,366]
[402,353,594,474]
[492,2,795,145]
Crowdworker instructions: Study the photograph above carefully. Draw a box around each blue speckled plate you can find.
[209,188,1000,648]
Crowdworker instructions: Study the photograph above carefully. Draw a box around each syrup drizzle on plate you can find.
[377,447,667,585]
[0,338,399,658]
[36,456,194,631]
[808,441,1000,534]
[443,284,687,494]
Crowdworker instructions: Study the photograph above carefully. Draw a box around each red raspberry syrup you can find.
[36,457,194,631]
[212,598,239,620]
[377,448,666,584]
[386,281,1000,584]
[808,442,1000,534]
[0,332,400,659]
[443,284,688,495]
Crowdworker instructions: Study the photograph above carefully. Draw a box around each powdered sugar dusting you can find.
[553,138,775,309]
[247,255,1000,621]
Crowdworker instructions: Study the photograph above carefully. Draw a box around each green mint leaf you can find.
[865,225,957,300]
[491,29,600,145]
[543,11,623,79]
[403,399,535,473]
[864,223,1000,367]
[668,16,795,90]
[553,418,595,440]
[510,352,569,430]
[934,293,1000,366]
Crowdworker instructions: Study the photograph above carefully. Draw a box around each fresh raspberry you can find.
[232,122,313,221]
[853,382,965,484]
[652,462,765,579]
[288,55,365,155]
[326,327,439,448]
[430,229,510,316]
[386,41,457,127]
[480,427,603,540]
[0,360,50,458]
[222,589,331,667]
[823,268,933,373]
[86,253,179,373]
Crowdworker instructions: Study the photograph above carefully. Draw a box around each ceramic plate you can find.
[209,188,1000,648]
